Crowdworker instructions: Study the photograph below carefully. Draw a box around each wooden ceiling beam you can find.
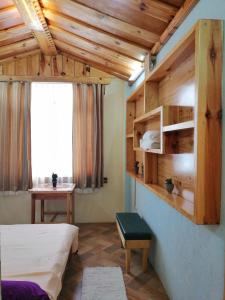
[13,0,57,55]
[151,0,199,54]
[0,38,39,60]
[49,25,142,72]
[43,8,147,62]
[54,39,131,80]
[0,24,32,46]
[40,0,159,47]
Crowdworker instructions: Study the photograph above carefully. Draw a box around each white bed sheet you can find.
[0,223,79,300]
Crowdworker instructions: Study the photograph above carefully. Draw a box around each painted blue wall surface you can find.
[125,1,225,299]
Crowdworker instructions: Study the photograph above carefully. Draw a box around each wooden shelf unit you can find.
[126,20,222,224]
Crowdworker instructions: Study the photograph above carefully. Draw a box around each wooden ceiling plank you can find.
[49,25,142,71]
[13,0,57,55]
[151,0,199,54]
[43,8,147,62]
[40,0,159,47]
[0,16,23,30]
[0,1,14,10]
[0,6,23,29]
[0,24,32,46]
[75,0,178,25]
[54,39,131,79]
[0,24,31,41]
[0,5,19,20]
[0,38,39,60]
[0,49,40,63]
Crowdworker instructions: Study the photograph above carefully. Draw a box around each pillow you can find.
[1,280,50,300]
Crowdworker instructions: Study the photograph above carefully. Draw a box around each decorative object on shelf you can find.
[150,55,157,71]
[52,173,58,188]
[140,130,160,150]
[165,178,174,194]
[134,161,139,175]
[141,163,144,178]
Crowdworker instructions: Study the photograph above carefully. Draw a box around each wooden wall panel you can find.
[157,50,195,202]
[0,52,113,84]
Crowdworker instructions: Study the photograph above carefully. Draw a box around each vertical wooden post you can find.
[142,248,149,272]
[195,20,222,224]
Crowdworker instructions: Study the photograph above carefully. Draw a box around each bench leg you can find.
[125,248,131,273]
[142,248,149,272]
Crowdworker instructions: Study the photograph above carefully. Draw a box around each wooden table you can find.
[29,184,76,224]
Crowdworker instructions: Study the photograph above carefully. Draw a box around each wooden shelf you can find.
[134,147,162,154]
[126,20,222,224]
[144,183,194,221]
[134,106,162,123]
[163,120,194,132]
[127,82,144,102]
[126,170,144,184]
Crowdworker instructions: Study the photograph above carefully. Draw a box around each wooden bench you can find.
[116,212,152,273]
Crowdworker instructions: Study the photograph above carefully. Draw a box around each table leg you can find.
[41,199,44,223]
[71,192,74,224]
[31,196,35,224]
[67,194,71,224]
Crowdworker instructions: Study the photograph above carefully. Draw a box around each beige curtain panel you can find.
[73,84,104,190]
[0,82,32,191]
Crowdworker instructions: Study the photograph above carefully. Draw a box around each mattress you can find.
[0,223,79,300]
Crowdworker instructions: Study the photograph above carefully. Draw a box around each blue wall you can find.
[125,1,225,299]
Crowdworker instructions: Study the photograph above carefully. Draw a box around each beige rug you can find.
[81,267,128,300]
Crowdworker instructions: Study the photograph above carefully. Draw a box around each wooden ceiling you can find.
[0,0,198,81]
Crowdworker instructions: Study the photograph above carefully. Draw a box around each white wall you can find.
[0,78,125,224]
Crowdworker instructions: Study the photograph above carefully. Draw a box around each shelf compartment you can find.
[134,107,162,153]
[163,120,194,132]
[145,25,195,83]
[164,128,194,154]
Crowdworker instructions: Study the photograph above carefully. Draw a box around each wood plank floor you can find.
[59,223,169,300]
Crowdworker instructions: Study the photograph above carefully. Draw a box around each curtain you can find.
[0,82,32,191]
[72,84,104,191]
[31,83,73,187]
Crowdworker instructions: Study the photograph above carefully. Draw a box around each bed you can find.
[0,223,79,300]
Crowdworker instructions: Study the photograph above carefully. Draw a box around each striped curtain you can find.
[72,84,104,191]
[0,82,32,191]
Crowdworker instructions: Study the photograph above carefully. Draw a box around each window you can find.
[31,83,73,186]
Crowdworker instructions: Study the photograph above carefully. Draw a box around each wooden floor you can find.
[59,223,169,300]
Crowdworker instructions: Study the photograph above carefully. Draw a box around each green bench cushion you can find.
[116,212,152,240]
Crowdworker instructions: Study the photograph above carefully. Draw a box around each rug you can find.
[81,267,128,300]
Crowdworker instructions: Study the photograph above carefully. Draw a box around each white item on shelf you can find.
[140,130,160,150]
